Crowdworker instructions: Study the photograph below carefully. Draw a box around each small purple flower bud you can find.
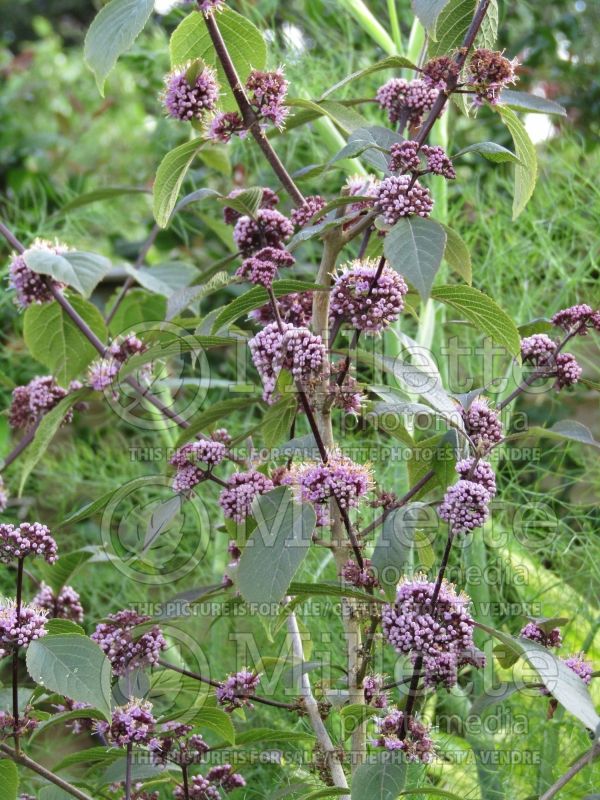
[520,622,562,649]
[91,609,166,676]
[8,240,67,308]
[235,245,295,287]
[215,668,260,712]
[455,457,497,497]
[341,558,378,589]
[0,522,58,564]
[96,699,156,746]
[421,144,456,179]
[375,175,433,224]
[290,195,327,228]
[246,68,289,128]
[33,583,84,624]
[0,598,48,652]
[461,398,503,453]
[554,352,582,389]
[389,140,421,172]
[233,209,293,256]
[330,259,408,333]
[376,78,439,127]
[208,110,246,142]
[250,291,313,327]
[219,471,274,523]
[438,479,491,535]
[373,707,434,761]
[163,62,219,121]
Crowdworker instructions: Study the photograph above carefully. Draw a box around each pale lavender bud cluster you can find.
[9,376,75,430]
[163,63,219,121]
[8,240,67,307]
[376,78,439,126]
[91,609,166,676]
[149,722,209,766]
[564,653,593,684]
[172,464,204,494]
[461,398,503,453]
[215,668,261,712]
[422,55,460,89]
[175,776,220,800]
[551,304,600,334]
[363,674,388,708]
[330,260,408,333]
[0,599,48,652]
[421,144,456,178]
[88,358,120,391]
[438,479,491,535]
[96,699,156,746]
[521,333,556,363]
[554,353,583,389]
[0,522,58,564]
[290,195,327,228]
[341,558,378,589]
[246,68,289,127]
[208,111,245,143]
[286,456,372,513]
[382,576,482,689]
[250,291,313,327]
[373,708,434,762]
[389,140,421,172]
[520,622,562,648]
[171,439,228,469]
[233,209,293,256]
[223,187,279,224]
[207,765,246,791]
[455,457,497,497]
[236,246,295,287]
[375,175,433,224]
[33,583,84,624]
[466,48,518,105]
[219,471,274,522]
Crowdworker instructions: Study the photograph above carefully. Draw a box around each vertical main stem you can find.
[12,558,24,751]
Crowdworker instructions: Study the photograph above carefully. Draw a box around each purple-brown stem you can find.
[12,558,24,751]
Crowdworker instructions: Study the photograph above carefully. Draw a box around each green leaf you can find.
[23,297,107,385]
[517,318,553,337]
[24,249,112,297]
[235,727,315,746]
[18,389,90,495]
[343,125,402,172]
[371,504,432,600]
[30,707,107,742]
[123,262,198,297]
[340,703,377,739]
[84,0,155,95]
[428,0,476,57]
[52,746,122,773]
[517,420,600,449]
[412,0,451,37]
[45,619,86,636]
[26,635,112,719]
[300,791,349,800]
[153,138,205,228]
[288,581,385,604]
[171,706,235,744]
[495,105,538,220]
[218,187,264,218]
[384,217,447,300]
[61,478,162,526]
[499,89,567,117]
[107,289,166,335]
[175,397,261,447]
[319,55,418,100]
[441,223,471,284]
[170,8,266,112]
[0,761,18,800]
[431,284,521,358]
[39,786,77,800]
[453,141,521,165]
[476,0,498,50]
[351,751,424,800]
[237,487,316,605]
[173,187,221,215]
[262,395,297,448]
[59,186,149,214]
[286,98,370,137]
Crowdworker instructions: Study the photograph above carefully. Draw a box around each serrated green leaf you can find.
[153,139,205,227]
[499,89,567,117]
[428,0,476,57]
[515,420,600,449]
[24,249,112,298]
[431,284,521,357]
[412,0,451,37]
[384,217,447,300]
[84,0,154,94]
[319,55,419,100]
[218,187,264,218]
[45,619,86,636]
[441,223,471,284]
[262,395,297,448]
[343,125,403,172]
[58,186,148,214]
[286,98,369,137]
[123,261,197,297]
[0,761,18,800]
[495,105,538,219]
[453,141,521,165]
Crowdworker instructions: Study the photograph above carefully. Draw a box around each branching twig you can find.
[0,742,93,800]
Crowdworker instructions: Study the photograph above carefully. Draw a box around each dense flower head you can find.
[9,375,75,430]
[455,457,497,497]
[215,668,261,712]
[172,464,204,493]
[108,333,146,363]
[564,653,593,684]
[376,78,439,126]
[170,439,228,469]
[222,187,279,224]
[422,55,460,89]
[91,609,167,676]
[233,209,293,255]
[438,479,491,535]
[250,290,313,327]
[246,68,289,127]
[206,764,246,791]
[0,599,48,652]
[461,398,503,453]
[33,583,84,624]
[219,471,274,523]
[551,304,600,334]
[285,455,372,512]
[175,776,219,800]
[97,699,156,747]
[290,195,327,228]
[373,708,434,761]
[341,558,378,589]
[0,522,58,564]
[467,48,518,105]
[88,358,120,391]
[382,576,482,689]
[421,144,456,178]
[554,352,582,389]
[389,140,421,172]
[520,622,562,649]
[344,173,380,214]
[363,674,388,708]
[163,62,219,121]
[8,240,67,307]
[149,722,209,766]
[208,110,245,143]
[520,333,556,364]
[236,245,295,287]
[330,260,408,333]
[375,175,433,224]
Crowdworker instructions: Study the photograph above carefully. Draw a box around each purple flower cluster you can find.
[219,471,274,523]
[149,721,209,766]
[211,427,232,446]
[8,240,67,307]
[91,609,166,676]
[520,622,562,649]
[521,333,556,364]
[286,456,372,517]
[376,78,439,126]
[109,333,146,362]
[438,479,491,535]
[246,68,289,127]
[33,583,84,624]
[233,208,293,256]
[422,55,460,89]
[236,245,295,288]
[223,187,279,224]
[461,398,503,453]
[564,653,593,684]
[175,776,220,800]
[163,62,219,122]
[290,195,327,228]
[250,290,313,327]
[363,674,388,708]
[421,144,456,179]
[373,708,434,762]
[215,668,261,712]
[466,48,518,105]
[330,260,408,333]
[207,764,246,791]
[88,358,120,391]
[0,599,48,653]
[208,111,245,143]
[520,334,582,389]
[171,439,228,469]
[96,699,156,746]
[455,457,497,497]
[382,576,482,689]
[375,175,433,225]
[554,353,582,389]
[551,304,600,334]
[389,140,421,172]
[9,376,76,430]
[0,522,58,564]
[341,558,378,589]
